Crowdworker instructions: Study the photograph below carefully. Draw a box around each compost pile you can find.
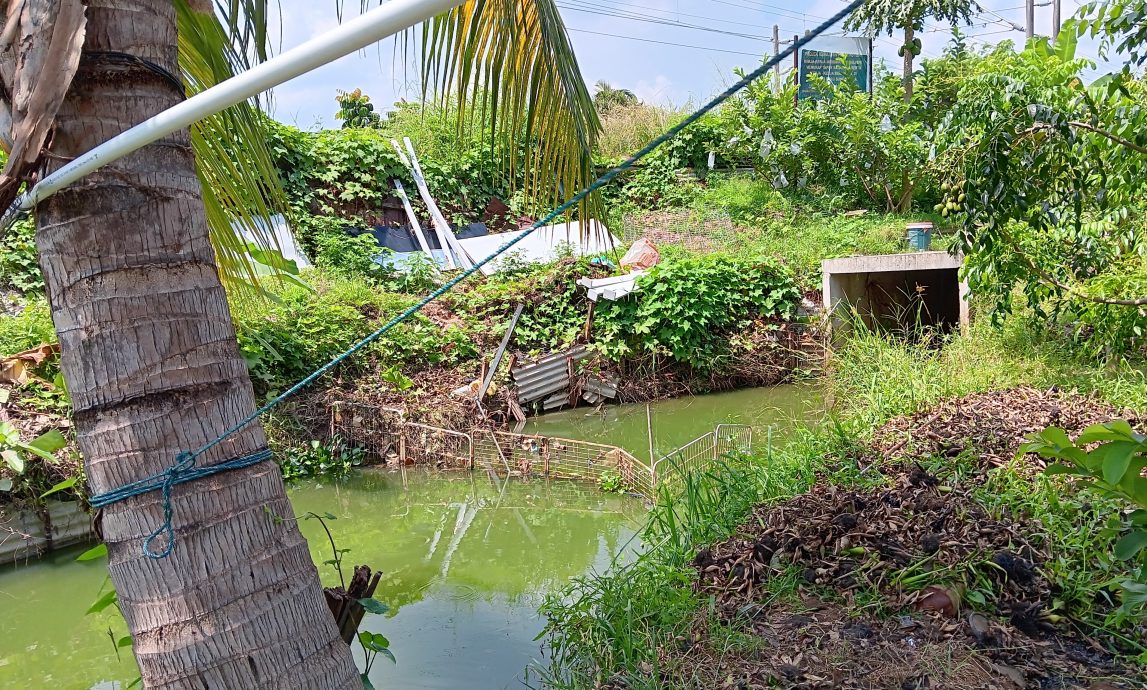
[687,462,1142,689]
[870,386,1143,468]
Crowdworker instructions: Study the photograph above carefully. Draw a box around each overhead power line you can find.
[556,1,772,42]
[566,26,765,57]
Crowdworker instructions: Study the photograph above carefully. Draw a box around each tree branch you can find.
[999,227,1147,306]
[1023,120,1147,155]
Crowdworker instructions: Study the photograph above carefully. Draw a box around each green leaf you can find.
[2,448,24,473]
[39,476,78,499]
[361,673,376,690]
[358,598,390,615]
[1044,462,1085,476]
[117,635,134,648]
[1113,531,1147,560]
[1036,426,1073,448]
[28,429,67,455]
[76,543,109,562]
[377,647,397,664]
[86,588,119,615]
[1097,441,1138,485]
[1078,422,1129,444]
[0,478,11,492]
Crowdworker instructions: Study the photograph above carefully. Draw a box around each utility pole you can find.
[773,24,780,92]
[1052,0,1062,42]
[1025,0,1035,41]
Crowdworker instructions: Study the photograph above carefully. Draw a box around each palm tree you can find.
[593,80,639,112]
[0,0,598,686]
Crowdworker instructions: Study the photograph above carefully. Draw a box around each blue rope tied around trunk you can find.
[87,0,865,558]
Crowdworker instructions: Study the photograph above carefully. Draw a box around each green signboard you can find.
[798,48,870,100]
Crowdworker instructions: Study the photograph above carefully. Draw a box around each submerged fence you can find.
[650,424,754,489]
[329,401,753,496]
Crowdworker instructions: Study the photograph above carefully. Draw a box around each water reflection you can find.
[0,470,644,690]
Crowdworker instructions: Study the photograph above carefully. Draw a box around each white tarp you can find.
[234,213,312,268]
[577,271,646,301]
[456,219,618,276]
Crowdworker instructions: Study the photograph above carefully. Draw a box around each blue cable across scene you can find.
[88,0,867,558]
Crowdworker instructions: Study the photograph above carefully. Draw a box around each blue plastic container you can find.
[906,222,933,251]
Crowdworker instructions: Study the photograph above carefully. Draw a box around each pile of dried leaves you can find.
[870,386,1143,468]
[680,461,1144,689]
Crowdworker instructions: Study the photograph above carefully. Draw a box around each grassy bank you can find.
[538,318,1147,689]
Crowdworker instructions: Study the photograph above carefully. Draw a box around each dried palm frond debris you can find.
[871,386,1144,467]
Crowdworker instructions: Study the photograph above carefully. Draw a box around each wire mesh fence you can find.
[651,424,754,489]
[329,401,655,495]
[328,402,753,496]
[475,431,654,496]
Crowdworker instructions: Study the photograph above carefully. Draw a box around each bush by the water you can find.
[593,253,801,370]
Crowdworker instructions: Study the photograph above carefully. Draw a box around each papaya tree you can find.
[0,0,598,687]
[846,0,979,101]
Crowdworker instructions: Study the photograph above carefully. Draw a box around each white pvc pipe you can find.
[1,0,463,225]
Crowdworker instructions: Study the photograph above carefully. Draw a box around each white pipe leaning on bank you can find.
[0,0,465,231]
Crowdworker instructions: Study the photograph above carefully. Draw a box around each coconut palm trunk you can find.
[34,1,358,686]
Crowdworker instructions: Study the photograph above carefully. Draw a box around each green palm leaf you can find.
[177,0,294,296]
[401,0,603,227]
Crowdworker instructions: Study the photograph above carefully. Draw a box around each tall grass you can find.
[829,317,1147,428]
[537,448,840,689]
[597,103,685,160]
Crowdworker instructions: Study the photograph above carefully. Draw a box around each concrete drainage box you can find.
[821,252,969,334]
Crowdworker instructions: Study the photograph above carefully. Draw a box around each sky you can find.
[266,0,1107,129]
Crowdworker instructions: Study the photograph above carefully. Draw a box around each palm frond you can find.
[177,0,294,297]
[400,0,603,226]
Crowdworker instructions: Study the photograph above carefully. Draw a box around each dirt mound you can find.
[870,386,1143,467]
[688,462,1141,689]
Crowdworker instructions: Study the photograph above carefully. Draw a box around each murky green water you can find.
[0,471,644,690]
[522,383,823,461]
[0,384,821,689]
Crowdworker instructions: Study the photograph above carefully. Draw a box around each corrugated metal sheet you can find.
[511,345,589,405]
[0,500,94,564]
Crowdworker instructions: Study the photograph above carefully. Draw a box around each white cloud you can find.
[633,75,677,105]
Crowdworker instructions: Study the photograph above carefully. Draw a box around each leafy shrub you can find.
[1023,421,1147,617]
[234,274,476,395]
[279,438,365,482]
[0,297,56,356]
[448,258,592,353]
[721,76,930,212]
[312,231,392,281]
[593,254,801,370]
[0,218,43,293]
[936,37,1147,359]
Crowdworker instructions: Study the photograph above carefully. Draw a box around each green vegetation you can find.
[593,254,800,369]
[541,323,1147,688]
